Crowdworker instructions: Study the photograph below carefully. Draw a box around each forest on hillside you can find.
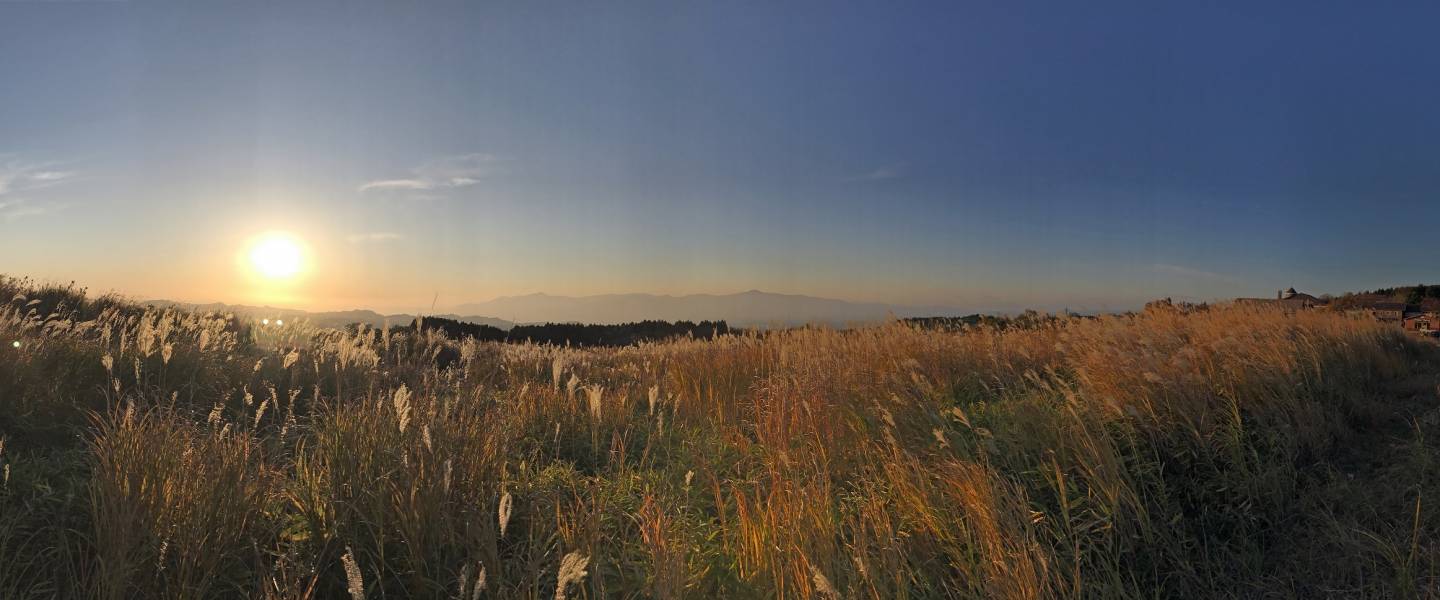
[1329,284,1440,311]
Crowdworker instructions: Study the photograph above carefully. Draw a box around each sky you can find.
[2,1,1438,314]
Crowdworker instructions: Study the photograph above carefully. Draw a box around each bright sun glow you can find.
[245,232,308,281]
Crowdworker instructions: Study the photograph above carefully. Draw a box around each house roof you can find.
[1374,302,1408,311]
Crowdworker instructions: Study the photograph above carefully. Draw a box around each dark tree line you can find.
[904,311,1090,331]
[1364,284,1440,303]
[410,316,731,347]
[903,315,987,331]
[1332,284,1440,312]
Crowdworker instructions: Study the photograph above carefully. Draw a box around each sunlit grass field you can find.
[2,275,1439,599]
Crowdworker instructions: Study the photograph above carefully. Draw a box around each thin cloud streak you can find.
[844,164,904,182]
[1151,263,1235,283]
[357,179,430,192]
[346,232,404,243]
[0,157,78,221]
[0,199,68,222]
[358,153,502,195]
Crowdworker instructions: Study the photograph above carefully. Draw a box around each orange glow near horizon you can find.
[236,231,313,304]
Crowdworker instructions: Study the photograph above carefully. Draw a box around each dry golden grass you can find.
[1,275,1439,598]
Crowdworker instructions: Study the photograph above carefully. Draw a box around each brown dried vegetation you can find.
[2,275,1439,598]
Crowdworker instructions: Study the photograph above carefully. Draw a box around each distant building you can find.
[1403,311,1439,336]
[1373,302,1407,323]
[1275,287,1324,309]
[1237,287,1326,310]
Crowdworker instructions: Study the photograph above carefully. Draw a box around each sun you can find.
[245,232,308,281]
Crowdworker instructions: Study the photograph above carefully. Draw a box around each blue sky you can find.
[2,1,1437,313]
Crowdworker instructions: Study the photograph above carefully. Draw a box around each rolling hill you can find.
[450,290,962,327]
[142,301,514,331]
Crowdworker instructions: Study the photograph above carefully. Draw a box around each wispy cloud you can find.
[0,199,67,222]
[358,153,502,194]
[0,157,78,221]
[845,164,905,182]
[357,179,430,192]
[1151,263,1234,282]
[346,232,404,243]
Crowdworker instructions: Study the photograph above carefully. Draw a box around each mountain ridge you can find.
[141,300,515,331]
[451,289,964,327]
[142,290,970,329]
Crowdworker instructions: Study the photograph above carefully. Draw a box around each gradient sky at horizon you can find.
[3,1,1438,314]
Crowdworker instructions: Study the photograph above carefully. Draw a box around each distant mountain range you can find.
[145,290,967,330]
[142,301,514,331]
[450,290,963,327]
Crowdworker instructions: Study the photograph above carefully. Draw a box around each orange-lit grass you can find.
[2,274,1438,598]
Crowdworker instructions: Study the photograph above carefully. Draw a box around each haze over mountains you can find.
[150,291,966,329]
[144,301,515,331]
[450,290,962,327]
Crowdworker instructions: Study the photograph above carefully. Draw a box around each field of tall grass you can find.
[2,274,1439,599]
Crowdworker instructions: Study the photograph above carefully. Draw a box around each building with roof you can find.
[1275,287,1324,309]
[1403,311,1439,336]
[1373,301,1407,323]
[1237,287,1327,310]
